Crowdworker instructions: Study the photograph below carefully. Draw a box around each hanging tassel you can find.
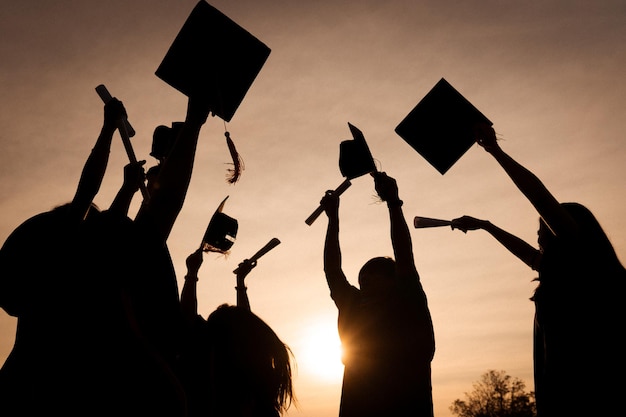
[224,131,244,184]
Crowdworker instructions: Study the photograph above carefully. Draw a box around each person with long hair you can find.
[449,124,626,416]
[178,248,296,417]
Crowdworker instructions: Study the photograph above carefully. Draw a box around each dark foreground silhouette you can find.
[0,75,217,413]
[0,98,192,416]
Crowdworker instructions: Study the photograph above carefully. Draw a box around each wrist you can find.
[102,121,118,133]
[386,199,403,208]
[184,274,198,282]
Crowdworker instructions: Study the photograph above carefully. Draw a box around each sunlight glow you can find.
[300,321,345,381]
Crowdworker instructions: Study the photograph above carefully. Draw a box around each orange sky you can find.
[1,1,625,416]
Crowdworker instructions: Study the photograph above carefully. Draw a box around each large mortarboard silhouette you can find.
[155,0,271,183]
[201,196,238,254]
[395,78,492,174]
[155,0,271,123]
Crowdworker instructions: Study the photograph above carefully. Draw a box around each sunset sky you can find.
[1,1,625,416]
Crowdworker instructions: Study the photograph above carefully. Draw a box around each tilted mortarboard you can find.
[339,123,377,180]
[304,123,377,226]
[201,196,238,254]
[151,122,185,162]
[394,78,492,174]
[155,0,271,183]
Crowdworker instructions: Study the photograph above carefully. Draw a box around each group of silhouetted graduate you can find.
[1,2,625,417]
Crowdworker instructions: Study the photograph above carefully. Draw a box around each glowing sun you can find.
[299,321,345,381]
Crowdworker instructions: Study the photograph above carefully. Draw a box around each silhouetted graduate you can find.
[445,124,626,417]
[127,0,272,377]
[0,99,187,417]
[178,230,295,417]
[320,171,435,417]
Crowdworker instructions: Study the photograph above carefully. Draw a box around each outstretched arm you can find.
[108,160,146,217]
[373,172,419,282]
[135,96,211,242]
[181,248,203,322]
[69,98,126,222]
[474,124,578,239]
[451,215,541,270]
[321,190,351,300]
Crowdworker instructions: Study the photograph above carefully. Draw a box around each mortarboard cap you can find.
[155,0,271,122]
[394,78,492,174]
[151,122,184,161]
[201,196,238,253]
[339,123,377,180]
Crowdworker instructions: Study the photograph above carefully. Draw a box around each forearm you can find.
[236,279,251,312]
[324,215,349,293]
[109,186,136,216]
[181,273,199,322]
[488,147,575,237]
[137,121,202,242]
[388,201,419,279]
[482,221,541,270]
[491,148,551,202]
[70,124,116,219]
[387,200,415,272]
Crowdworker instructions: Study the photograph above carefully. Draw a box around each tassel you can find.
[224,131,244,184]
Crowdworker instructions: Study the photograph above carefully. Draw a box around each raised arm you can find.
[474,124,578,239]
[451,215,541,270]
[373,172,419,282]
[321,190,352,300]
[181,248,203,322]
[234,260,255,312]
[69,98,126,222]
[135,96,211,243]
[108,160,146,217]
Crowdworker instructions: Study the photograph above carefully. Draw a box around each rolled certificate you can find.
[413,216,452,228]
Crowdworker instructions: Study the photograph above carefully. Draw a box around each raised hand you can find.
[320,189,340,218]
[122,160,147,193]
[185,248,204,278]
[373,171,399,203]
[473,123,498,153]
[103,97,128,130]
[450,215,487,233]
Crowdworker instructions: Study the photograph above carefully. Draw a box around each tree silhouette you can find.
[450,370,536,417]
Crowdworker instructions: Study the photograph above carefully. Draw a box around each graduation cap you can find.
[155,1,270,183]
[201,196,238,254]
[305,123,378,226]
[151,122,184,161]
[155,0,271,122]
[339,123,377,180]
[394,78,492,174]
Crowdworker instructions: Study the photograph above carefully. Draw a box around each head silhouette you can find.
[145,165,161,195]
[537,218,555,253]
[561,203,624,268]
[0,202,102,317]
[205,304,295,416]
[358,256,396,295]
[538,202,625,277]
